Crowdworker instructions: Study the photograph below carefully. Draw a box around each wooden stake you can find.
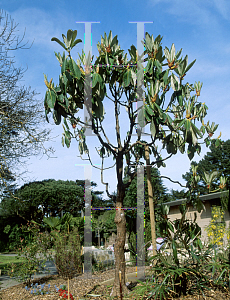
[81,246,84,274]
[119,270,123,300]
[145,145,157,258]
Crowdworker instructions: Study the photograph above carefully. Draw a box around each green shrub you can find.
[6,222,54,285]
[53,227,82,279]
[129,204,230,299]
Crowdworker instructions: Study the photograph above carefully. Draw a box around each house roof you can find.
[163,190,229,207]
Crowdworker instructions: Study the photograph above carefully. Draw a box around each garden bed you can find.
[1,266,230,300]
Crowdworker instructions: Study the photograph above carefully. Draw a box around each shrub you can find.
[53,227,82,279]
[129,204,230,299]
[7,223,53,285]
[206,205,226,246]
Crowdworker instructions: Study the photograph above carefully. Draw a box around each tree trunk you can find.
[145,145,157,257]
[110,194,130,297]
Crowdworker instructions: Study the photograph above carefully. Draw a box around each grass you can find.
[0,254,26,274]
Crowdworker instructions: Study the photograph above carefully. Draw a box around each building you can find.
[165,191,229,244]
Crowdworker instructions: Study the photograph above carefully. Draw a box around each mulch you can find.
[1,266,230,300]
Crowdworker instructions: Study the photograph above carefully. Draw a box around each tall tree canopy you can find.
[167,189,187,201]
[0,179,105,223]
[183,139,230,192]
[123,167,169,220]
[44,29,219,296]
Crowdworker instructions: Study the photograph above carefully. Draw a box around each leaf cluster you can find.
[44,29,219,165]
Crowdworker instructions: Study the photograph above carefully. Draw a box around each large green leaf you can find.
[187,144,195,160]
[167,142,177,155]
[61,58,66,74]
[184,119,191,131]
[43,216,62,230]
[92,73,103,88]
[172,240,179,265]
[146,59,154,75]
[71,39,82,48]
[66,29,73,48]
[191,122,202,138]
[145,110,151,122]
[185,59,196,73]
[162,69,169,85]
[93,99,104,118]
[69,59,81,79]
[145,105,154,116]
[70,30,78,46]
[176,91,183,106]
[53,107,61,125]
[65,135,70,148]
[131,69,137,86]
[171,73,180,91]
[123,69,132,87]
[47,90,56,108]
[170,43,175,61]
[51,37,67,50]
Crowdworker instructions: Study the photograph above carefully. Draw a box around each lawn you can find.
[0,254,26,275]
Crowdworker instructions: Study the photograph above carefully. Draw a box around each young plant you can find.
[7,223,53,285]
[206,205,226,247]
[8,240,47,285]
[53,227,82,279]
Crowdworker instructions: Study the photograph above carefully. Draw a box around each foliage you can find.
[205,205,226,246]
[183,139,230,199]
[44,29,219,171]
[6,223,53,284]
[132,245,230,299]
[167,189,187,201]
[7,240,47,285]
[92,210,116,244]
[0,179,104,222]
[53,227,82,279]
[3,223,32,251]
[157,203,202,262]
[130,206,230,299]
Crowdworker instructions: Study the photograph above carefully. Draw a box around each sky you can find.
[1,0,230,200]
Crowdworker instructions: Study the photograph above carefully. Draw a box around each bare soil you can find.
[1,266,230,300]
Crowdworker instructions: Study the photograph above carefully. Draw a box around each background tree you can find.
[183,139,230,189]
[167,189,187,201]
[0,179,106,251]
[123,167,169,260]
[92,210,116,246]
[0,10,54,195]
[0,179,105,221]
[44,29,219,296]
[182,139,229,208]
